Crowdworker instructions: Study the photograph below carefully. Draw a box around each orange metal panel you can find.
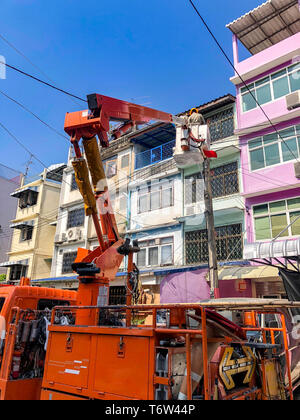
[93,335,150,400]
[43,332,91,390]
[41,389,87,400]
[0,378,42,400]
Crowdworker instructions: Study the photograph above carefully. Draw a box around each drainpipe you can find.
[232,34,239,70]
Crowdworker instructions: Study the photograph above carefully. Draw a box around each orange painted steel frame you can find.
[64,94,183,324]
[40,304,293,401]
[241,311,293,400]
[0,286,77,400]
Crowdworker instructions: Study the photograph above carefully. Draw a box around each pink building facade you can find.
[227,0,300,298]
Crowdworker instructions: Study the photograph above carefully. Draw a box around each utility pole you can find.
[203,157,219,299]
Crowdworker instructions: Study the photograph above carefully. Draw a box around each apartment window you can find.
[185,224,243,264]
[185,173,203,204]
[62,251,78,274]
[136,237,174,267]
[185,162,239,203]
[9,265,27,281]
[249,125,300,171]
[104,157,117,178]
[20,226,33,242]
[137,179,174,213]
[241,63,300,112]
[253,198,300,241]
[121,154,130,169]
[208,108,234,141]
[211,162,239,198]
[119,194,127,211]
[67,208,85,229]
[70,173,78,191]
[18,190,38,209]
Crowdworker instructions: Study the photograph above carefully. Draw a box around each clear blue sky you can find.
[0,0,261,177]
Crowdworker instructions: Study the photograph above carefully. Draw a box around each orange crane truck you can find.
[33,94,300,401]
[3,95,299,401]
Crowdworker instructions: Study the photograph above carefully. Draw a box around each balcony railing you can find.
[135,140,175,170]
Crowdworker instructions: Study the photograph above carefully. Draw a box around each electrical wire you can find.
[1,13,299,276]
[0,60,86,103]
[0,121,47,169]
[0,33,82,106]
[187,0,300,164]
[0,89,70,143]
[0,33,54,83]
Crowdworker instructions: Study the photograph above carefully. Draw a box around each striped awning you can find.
[0,259,29,268]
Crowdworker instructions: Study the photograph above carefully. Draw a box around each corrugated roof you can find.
[227,0,300,55]
[179,94,236,117]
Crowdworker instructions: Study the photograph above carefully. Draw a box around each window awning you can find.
[10,186,38,198]
[244,238,300,260]
[227,0,300,55]
[0,259,29,268]
[130,123,175,148]
[46,163,67,182]
[10,220,35,230]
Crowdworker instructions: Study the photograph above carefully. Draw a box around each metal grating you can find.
[185,224,243,264]
[209,108,235,142]
[62,251,78,274]
[211,162,239,198]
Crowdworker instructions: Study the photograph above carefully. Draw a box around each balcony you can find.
[135,140,175,171]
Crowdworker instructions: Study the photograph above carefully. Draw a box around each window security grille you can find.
[62,251,78,274]
[185,224,243,264]
[210,162,239,198]
[67,208,85,229]
[208,108,234,142]
[185,162,239,204]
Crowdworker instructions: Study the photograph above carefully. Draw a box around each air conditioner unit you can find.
[67,228,77,242]
[54,232,67,244]
[286,91,300,111]
[185,203,204,216]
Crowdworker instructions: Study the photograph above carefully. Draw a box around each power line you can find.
[0,60,86,103]
[187,0,300,164]
[0,32,83,107]
[0,89,70,143]
[0,121,47,168]
[0,33,54,82]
